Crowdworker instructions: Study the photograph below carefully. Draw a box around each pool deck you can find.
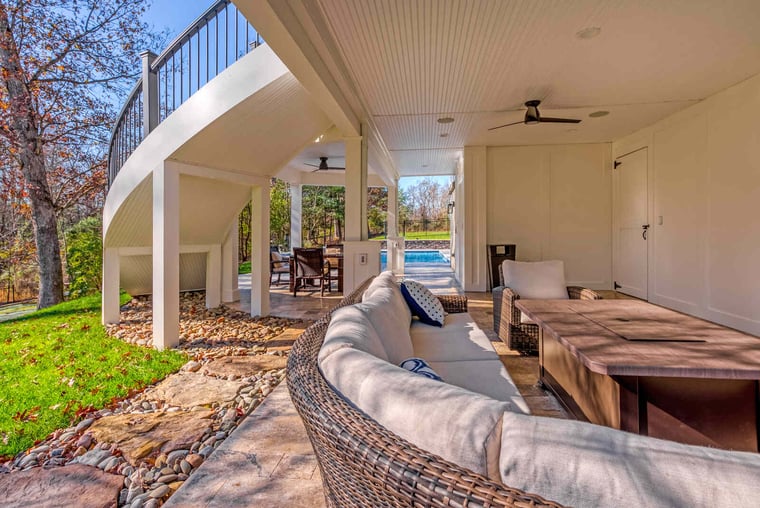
[170,260,566,506]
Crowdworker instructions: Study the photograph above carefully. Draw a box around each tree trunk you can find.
[0,9,64,308]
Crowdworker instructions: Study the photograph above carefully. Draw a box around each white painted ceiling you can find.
[306,0,760,176]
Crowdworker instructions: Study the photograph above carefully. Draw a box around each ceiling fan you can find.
[488,100,581,131]
[305,156,345,172]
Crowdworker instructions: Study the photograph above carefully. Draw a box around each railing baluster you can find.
[107,0,260,187]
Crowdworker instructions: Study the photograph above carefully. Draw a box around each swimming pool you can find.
[380,249,448,266]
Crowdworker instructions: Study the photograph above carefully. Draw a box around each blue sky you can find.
[142,1,453,192]
[143,0,213,41]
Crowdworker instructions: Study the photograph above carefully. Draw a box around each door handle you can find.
[642,224,650,240]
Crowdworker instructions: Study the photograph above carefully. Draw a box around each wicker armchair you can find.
[493,264,601,354]
[287,277,562,507]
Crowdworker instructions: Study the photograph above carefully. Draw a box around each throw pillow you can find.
[400,357,442,381]
[400,280,445,327]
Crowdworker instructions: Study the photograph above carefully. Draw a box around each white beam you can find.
[152,161,180,350]
[206,244,222,309]
[290,183,302,249]
[387,178,399,238]
[102,248,120,325]
[462,147,488,292]
[250,185,271,317]
[222,221,240,302]
[344,135,368,241]
[237,0,360,136]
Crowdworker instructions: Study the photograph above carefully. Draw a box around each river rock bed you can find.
[0,291,305,507]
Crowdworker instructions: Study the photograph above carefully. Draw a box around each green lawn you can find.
[0,294,187,458]
[238,261,251,274]
[373,231,451,241]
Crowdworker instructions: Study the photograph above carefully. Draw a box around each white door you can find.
[613,148,648,299]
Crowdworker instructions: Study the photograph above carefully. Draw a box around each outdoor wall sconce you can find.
[447,202,455,215]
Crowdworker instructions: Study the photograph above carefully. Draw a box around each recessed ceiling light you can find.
[437,117,455,124]
[589,110,609,118]
[576,26,601,40]
[440,133,449,138]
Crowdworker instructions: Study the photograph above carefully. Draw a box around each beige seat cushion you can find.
[318,305,388,363]
[428,360,529,414]
[499,411,760,507]
[502,260,568,300]
[320,346,514,478]
[411,312,496,362]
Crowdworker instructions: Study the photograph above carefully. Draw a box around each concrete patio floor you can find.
[170,263,582,506]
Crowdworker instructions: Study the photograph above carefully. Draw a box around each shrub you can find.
[65,217,102,298]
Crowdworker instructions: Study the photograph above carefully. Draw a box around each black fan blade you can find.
[305,163,320,168]
[540,117,581,124]
[488,120,524,131]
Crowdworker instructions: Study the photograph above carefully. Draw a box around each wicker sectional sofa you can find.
[287,272,760,507]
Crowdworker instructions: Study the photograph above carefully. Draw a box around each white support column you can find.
[102,247,121,324]
[206,244,222,309]
[387,178,399,237]
[152,162,180,350]
[290,183,302,249]
[250,185,270,317]
[344,135,368,241]
[221,221,240,303]
[462,146,488,292]
[343,128,380,292]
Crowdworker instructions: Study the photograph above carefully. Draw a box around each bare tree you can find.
[0,0,160,308]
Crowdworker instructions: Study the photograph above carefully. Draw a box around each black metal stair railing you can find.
[107,0,261,187]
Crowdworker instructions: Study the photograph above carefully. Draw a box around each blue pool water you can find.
[380,250,448,265]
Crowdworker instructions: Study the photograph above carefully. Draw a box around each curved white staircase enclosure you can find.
[103,43,332,347]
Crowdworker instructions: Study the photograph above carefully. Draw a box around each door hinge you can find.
[614,161,622,169]
[614,281,621,290]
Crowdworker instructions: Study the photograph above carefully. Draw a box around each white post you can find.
[387,178,399,237]
[250,185,270,317]
[102,247,121,324]
[344,135,367,241]
[152,162,180,350]
[206,244,222,309]
[221,221,239,302]
[290,183,302,250]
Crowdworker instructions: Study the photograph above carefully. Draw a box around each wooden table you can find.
[516,299,760,451]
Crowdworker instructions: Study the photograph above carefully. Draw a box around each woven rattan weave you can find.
[287,277,563,507]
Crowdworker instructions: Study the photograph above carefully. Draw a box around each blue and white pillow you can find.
[400,357,442,381]
[400,280,445,327]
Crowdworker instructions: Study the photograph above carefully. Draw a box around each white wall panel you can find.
[651,115,707,313]
[486,144,612,289]
[614,72,760,335]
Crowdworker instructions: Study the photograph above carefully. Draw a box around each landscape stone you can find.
[71,448,111,468]
[200,355,287,378]
[88,411,213,465]
[140,372,243,407]
[0,464,123,508]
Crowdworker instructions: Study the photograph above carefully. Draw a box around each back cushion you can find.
[361,271,396,301]
[502,260,568,299]
[318,305,389,363]
[359,286,413,364]
[320,346,513,478]
[499,411,760,507]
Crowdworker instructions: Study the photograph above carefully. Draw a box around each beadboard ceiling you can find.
[308,0,760,175]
